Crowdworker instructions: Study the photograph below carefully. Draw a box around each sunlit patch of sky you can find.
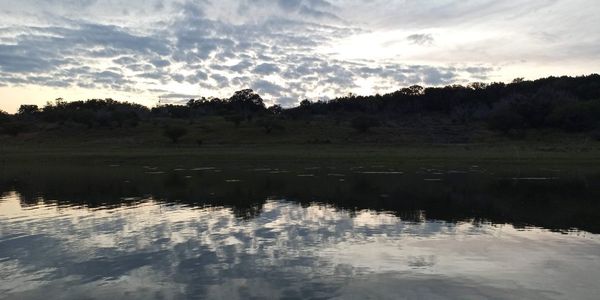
[0,0,599,112]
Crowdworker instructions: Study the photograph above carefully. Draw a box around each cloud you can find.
[407,34,434,46]
[171,73,185,83]
[0,44,71,73]
[253,79,285,96]
[159,93,200,104]
[113,56,137,65]
[151,59,171,68]
[211,74,230,88]
[421,67,457,85]
[0,0,598,110]
[254,63,281,75]
[185,70,209,84]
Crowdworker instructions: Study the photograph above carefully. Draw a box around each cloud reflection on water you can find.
[1,194,599,299]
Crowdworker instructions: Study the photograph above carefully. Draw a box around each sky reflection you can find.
[1,193,599,300]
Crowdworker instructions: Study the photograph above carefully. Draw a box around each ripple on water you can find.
[0,170,599,300]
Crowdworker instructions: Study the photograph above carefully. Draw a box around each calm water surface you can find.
[1,164,599,299]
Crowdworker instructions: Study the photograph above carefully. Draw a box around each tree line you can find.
[1,74,599,140]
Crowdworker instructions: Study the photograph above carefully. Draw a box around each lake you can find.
[1,163,600,299]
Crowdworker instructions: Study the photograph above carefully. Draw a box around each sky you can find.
[0,0,599,112]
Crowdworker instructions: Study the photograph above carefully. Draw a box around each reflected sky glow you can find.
[1,193,599,300]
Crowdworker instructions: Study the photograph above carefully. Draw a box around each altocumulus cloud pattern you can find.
[0,0,599,106]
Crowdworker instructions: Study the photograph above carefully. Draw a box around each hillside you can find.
[1,74,600,163]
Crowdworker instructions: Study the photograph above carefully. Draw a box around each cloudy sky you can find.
[0,0,599,112]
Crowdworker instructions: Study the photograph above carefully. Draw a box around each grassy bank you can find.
[2,143,600,168]
[1,118,599,167]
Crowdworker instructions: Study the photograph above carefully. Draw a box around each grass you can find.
[1,117,600,167]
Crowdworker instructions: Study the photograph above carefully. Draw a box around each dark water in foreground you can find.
[1,164,600,299]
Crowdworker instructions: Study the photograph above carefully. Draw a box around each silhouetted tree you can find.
[267,104,283,115]
[400,85,424,96]
[3,74,600,139]
[300,99,311,107]
[228,89,265,117]
[39,98,148,128]
[0,110,9,124]
[18,105,39,118]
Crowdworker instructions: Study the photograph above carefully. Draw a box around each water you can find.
[1,164,600,299]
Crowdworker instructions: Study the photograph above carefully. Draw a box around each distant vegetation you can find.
[163,125,188,143]
[2,74,600,144]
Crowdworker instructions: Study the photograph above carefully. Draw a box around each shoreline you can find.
[2,143,600,167]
